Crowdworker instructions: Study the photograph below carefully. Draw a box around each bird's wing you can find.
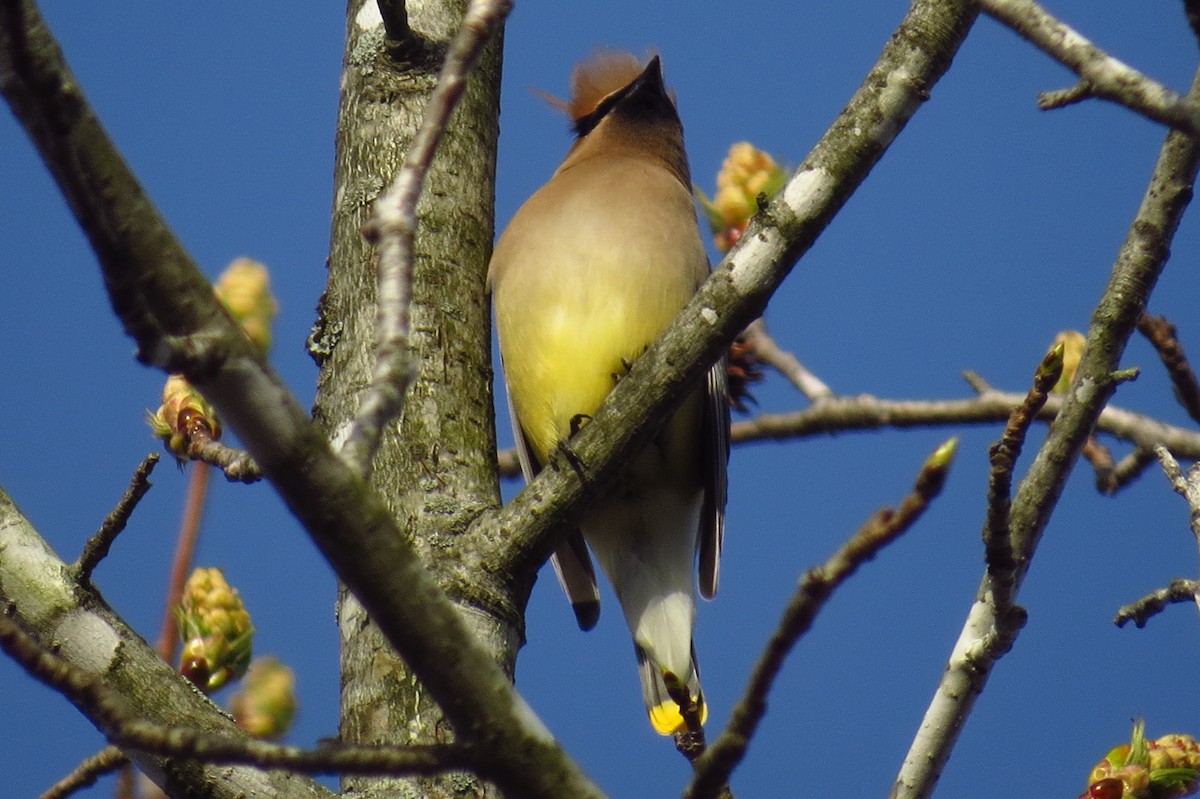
[698,357,730,600]
[505,384,601,630]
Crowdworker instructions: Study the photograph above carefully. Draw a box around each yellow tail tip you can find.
[648,696,707,736]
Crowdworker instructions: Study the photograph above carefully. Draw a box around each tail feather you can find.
[549,531,601,631]
[636,642,705,735]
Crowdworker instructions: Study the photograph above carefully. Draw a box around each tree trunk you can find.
[313,2,516,797]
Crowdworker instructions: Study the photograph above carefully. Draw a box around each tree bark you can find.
[0,484,335,799]
[314,2,512,797]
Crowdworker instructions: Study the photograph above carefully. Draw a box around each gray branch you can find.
[979,0,1200,134]
[889,66,1200,799]
[0,3,602,797]
[0,484,336,799]
[472,0,982,584]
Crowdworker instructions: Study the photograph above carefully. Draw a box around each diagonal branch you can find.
[1114,447,1200,627]
[978,0,1200,135]
[1115,577,1200,628]
[740,318,834,401]
[0,4,602,798]
[72,453,159,586]
[983,345,1063,613]
[0,613,478,777]
[686,439,959,799]
[1138,313,1200,425]
[0,482,335,799]
[889,65,1200,799]
[473,0,981,579]
[39,746,128,799]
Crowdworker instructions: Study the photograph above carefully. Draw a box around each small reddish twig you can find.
[154,463,210,663]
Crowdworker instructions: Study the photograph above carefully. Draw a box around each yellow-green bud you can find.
[177,567,253,693]
[1052,331,1087,394]
[1152,735,1200,771]
[229,656,297,739]
[214,257,277,353]
[1084,722,1200,799]
[146,375,220,459]
[695,142,787,252]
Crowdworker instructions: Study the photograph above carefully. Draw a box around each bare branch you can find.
[0,482,336,798]
[890,65,1200,799]
[1115,578,1200,628]
[39,746,127,799]
[1087,441,1157,495]
[188,438,262,482]
[0,614,478,777]
[342,0,512,477]
[1155,444,1200,540]
[1138,313,1200,425]
[496,389,1200,479]
[475,0,981,578]
[978,0,1200,134]
[1037,80,1093,111]
[984,345,1062,613]
[687,439,958,799]
[740,318,834,401]
[1112,447,1200,629]
[72,454,159,585]
[0,6,603,796]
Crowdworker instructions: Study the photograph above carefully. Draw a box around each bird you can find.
[488,51,729,736]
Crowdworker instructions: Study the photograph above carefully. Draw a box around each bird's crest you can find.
[536,51,661,122]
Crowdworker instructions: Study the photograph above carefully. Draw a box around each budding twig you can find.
[0,614,476,777]
[984,344,1062,612]
[686,439,958,799]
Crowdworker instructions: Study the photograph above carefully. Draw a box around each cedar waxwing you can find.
[489,52,729,736]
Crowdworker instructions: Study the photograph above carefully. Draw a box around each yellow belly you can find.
[501,286,679,465]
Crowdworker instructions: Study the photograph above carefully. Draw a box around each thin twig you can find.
[1038,81,1093,110]
[890,66,1200,799]
[3,5,601,798]
[39,745,128,799]
[341,0,512,477]
[1155,444,1200,539]
[73,453,160,585]
[155,463,210,663]
[1091,444,1157,495]
[984,345,1062,612]
[978,0,1200,135]
[1138,313,1200,425]
[1082,435,1117,489]
[188,438,261,483]
[0,613,478,777]
[740,318,834,401]
[1115,578,1200,628]
[686,439,958,799]
[495,389,1200,479]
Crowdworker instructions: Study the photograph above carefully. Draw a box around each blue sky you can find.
[3,3,1200,798]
